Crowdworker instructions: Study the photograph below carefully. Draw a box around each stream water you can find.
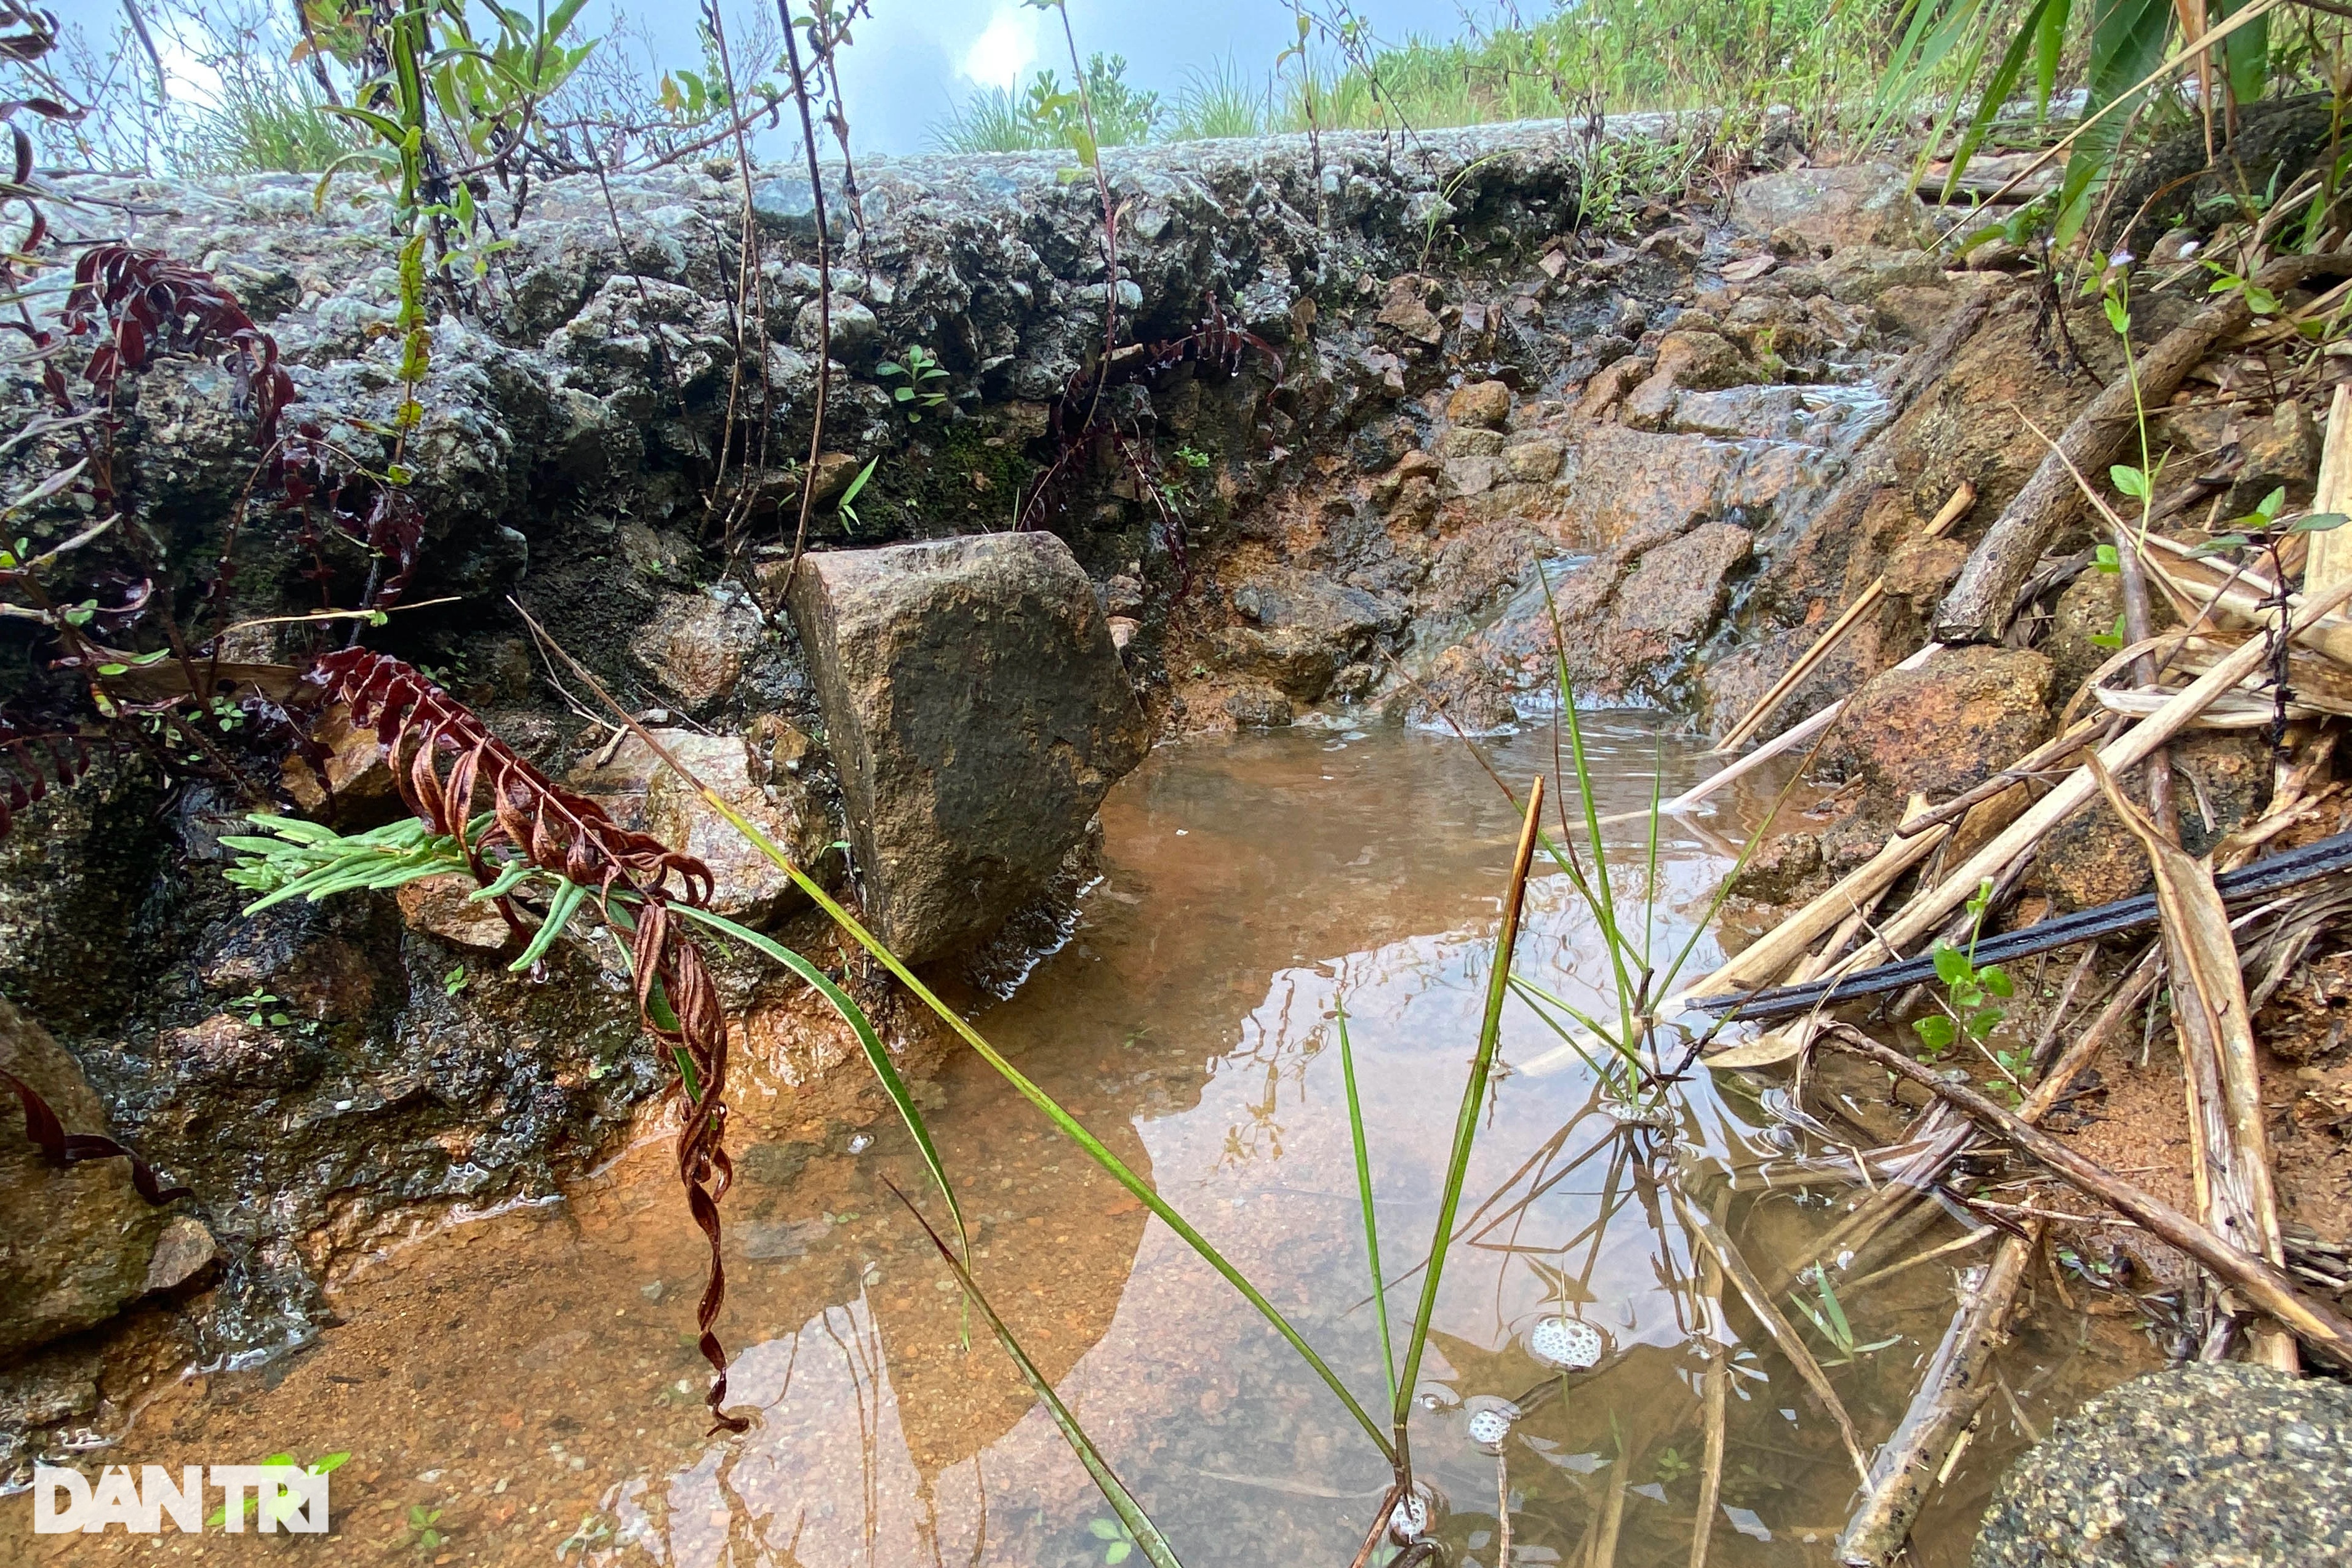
[12,722,2150,1567]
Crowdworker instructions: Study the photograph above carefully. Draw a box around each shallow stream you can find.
[18,724,2149,1567]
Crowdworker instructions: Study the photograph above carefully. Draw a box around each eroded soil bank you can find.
[10,113,2352,1566]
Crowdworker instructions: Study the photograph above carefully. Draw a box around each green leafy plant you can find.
[1088,1515,1142,1565]
[877,346,950,422]
[1790,1266,1899,1365]
[1656,1446,1693,1484]
[405,1502,444,1551]
[204,1452,349,1529]
[231,990,294,1030]
[1911,879,2013,1059]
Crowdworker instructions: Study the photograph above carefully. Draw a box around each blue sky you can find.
[55,0,1497,157]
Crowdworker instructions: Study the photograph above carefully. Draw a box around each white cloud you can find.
[960,6,1038,89]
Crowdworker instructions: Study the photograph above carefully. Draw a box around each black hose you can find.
[1687,828,2352,1022]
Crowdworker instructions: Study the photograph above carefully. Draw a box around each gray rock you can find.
[787,534,1148,965]
[1731,162,1930,250]
[793,292,880,361]
[1974,1362,2352,1567]
[641,730,833,926]
[1216,567,1406,702]
[0,998,178,1359]
[629,586,765,714]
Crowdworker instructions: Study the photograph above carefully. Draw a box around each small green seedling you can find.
[442,964,468,996]
[877,346,950,421]
[836,457,880,534]
[1655,1446,1692,1484]
[1912,880,2012,1060]
[1089,1515,1140,1564]
[406,1502,445,1551]
[205,1452,348,1528]
[1790,1266,1898,1366]
[233,990,295,1029]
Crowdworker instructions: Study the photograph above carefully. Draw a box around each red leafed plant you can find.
[62,244,296,447]
[309,646,750,1431]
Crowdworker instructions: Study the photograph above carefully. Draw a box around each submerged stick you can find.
[1834,1228,2036,1568]
[1670,1173,1873,1481]
[1820,1025,2352,1372]
[1689,1195,1730,1568]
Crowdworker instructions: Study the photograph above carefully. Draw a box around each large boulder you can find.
[787,534,1148,966]
[1975,1362,2352,1566]
[1213,567,1406,702]
[0,998,182,1359]
[1818,646,2055,812]
[1731,161,1931,251]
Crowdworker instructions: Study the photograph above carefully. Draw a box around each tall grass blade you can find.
[1536,570,1639,1047]
[1334,999,1397,1414]
[1395,777,1546,1428]
[888,1180,1186,1568]
[510,603,1396,1462]
[673,904,969,1263]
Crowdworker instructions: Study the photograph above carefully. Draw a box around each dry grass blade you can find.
[1713,483,1974,755]
[2304,383,2352,597]
[1834,1228,2036,1568]
[1689,1195,1729,1568]
[1841,573,2352,971]
[1821,1024,2352,1372]
[2087,756,2296,1369]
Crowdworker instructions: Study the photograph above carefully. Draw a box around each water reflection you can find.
[29,722,2098,1568]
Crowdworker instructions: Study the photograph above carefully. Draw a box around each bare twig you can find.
[1820,1024,2352,1372]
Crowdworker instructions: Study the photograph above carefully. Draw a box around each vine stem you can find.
[777,2,834,592]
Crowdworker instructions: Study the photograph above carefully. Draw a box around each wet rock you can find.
[1377,275,1444,346]
[792,292,878,361]
[1974,1362,2352,1567]
[1623,330,1751,430]
[1575,356,1647,420]
[1731,162,1930,251]
[1876,281,1961,338]
[1439,425,1507,458]
[1818,646,2055,811]
[787,533,1147,965]
[1216,567,1404,702]
[642,730,831,926]
[1446,379,1513,429]
[629,586,764,714]
[280,702,399,816]
[0,998,179,1359]
[2036,734,2270,910]
[1882,534,1972,607]
[2042,570,2128,701]
[1816,246,1942,305]
[142,1215,220,1294]
[1223,684,1296,729]
[394,873,513,950]
[2228,398,2321,514]
[807,450,866,508]
[1505,438,1566,482]
[1613,521,1754,644]
[0,763,170,1033]
[1734,831,1823,905]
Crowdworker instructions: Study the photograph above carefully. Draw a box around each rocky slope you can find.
[12,118,2314,1472]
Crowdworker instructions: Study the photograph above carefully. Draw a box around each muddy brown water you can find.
[7,723,2154,1567]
